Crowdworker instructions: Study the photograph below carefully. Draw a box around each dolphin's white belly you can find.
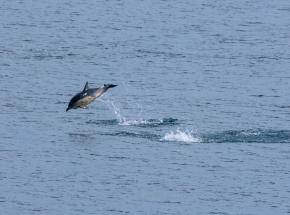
[75,96,94,107]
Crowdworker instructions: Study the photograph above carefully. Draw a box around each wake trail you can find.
[99,97,202,143]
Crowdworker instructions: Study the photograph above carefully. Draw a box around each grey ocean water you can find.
[1,0,290,214]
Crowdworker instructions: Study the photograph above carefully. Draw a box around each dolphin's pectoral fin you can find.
[81,106,90,109]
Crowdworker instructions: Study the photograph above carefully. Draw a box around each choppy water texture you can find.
[1,0,290,214]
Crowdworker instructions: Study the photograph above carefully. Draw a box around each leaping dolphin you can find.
[66,82,117,112]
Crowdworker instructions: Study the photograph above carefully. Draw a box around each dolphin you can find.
[66,82,117,112]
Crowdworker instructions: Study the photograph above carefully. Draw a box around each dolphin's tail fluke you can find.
[104,84,117,89]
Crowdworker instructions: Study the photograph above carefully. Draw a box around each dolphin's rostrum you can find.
[66,82,117,112]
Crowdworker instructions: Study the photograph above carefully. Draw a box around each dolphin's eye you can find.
[83,93,87,96]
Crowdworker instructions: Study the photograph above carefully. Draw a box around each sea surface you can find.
[1,0,290,214]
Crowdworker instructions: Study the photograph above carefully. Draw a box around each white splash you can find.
[99,98,126,123]
[100,97,157,126]
[121,119,150,126]
[120,118,164,126]
[241,131,260,136]
[162,129,202,143]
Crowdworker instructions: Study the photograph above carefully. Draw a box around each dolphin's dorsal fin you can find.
[83,82,89,91]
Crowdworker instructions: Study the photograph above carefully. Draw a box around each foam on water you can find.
[120,118,161,126]
[100,98,203,143]
[100,98,204,143]
[162,129,203,143]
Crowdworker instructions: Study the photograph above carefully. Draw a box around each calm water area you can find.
[1,0,290,214]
